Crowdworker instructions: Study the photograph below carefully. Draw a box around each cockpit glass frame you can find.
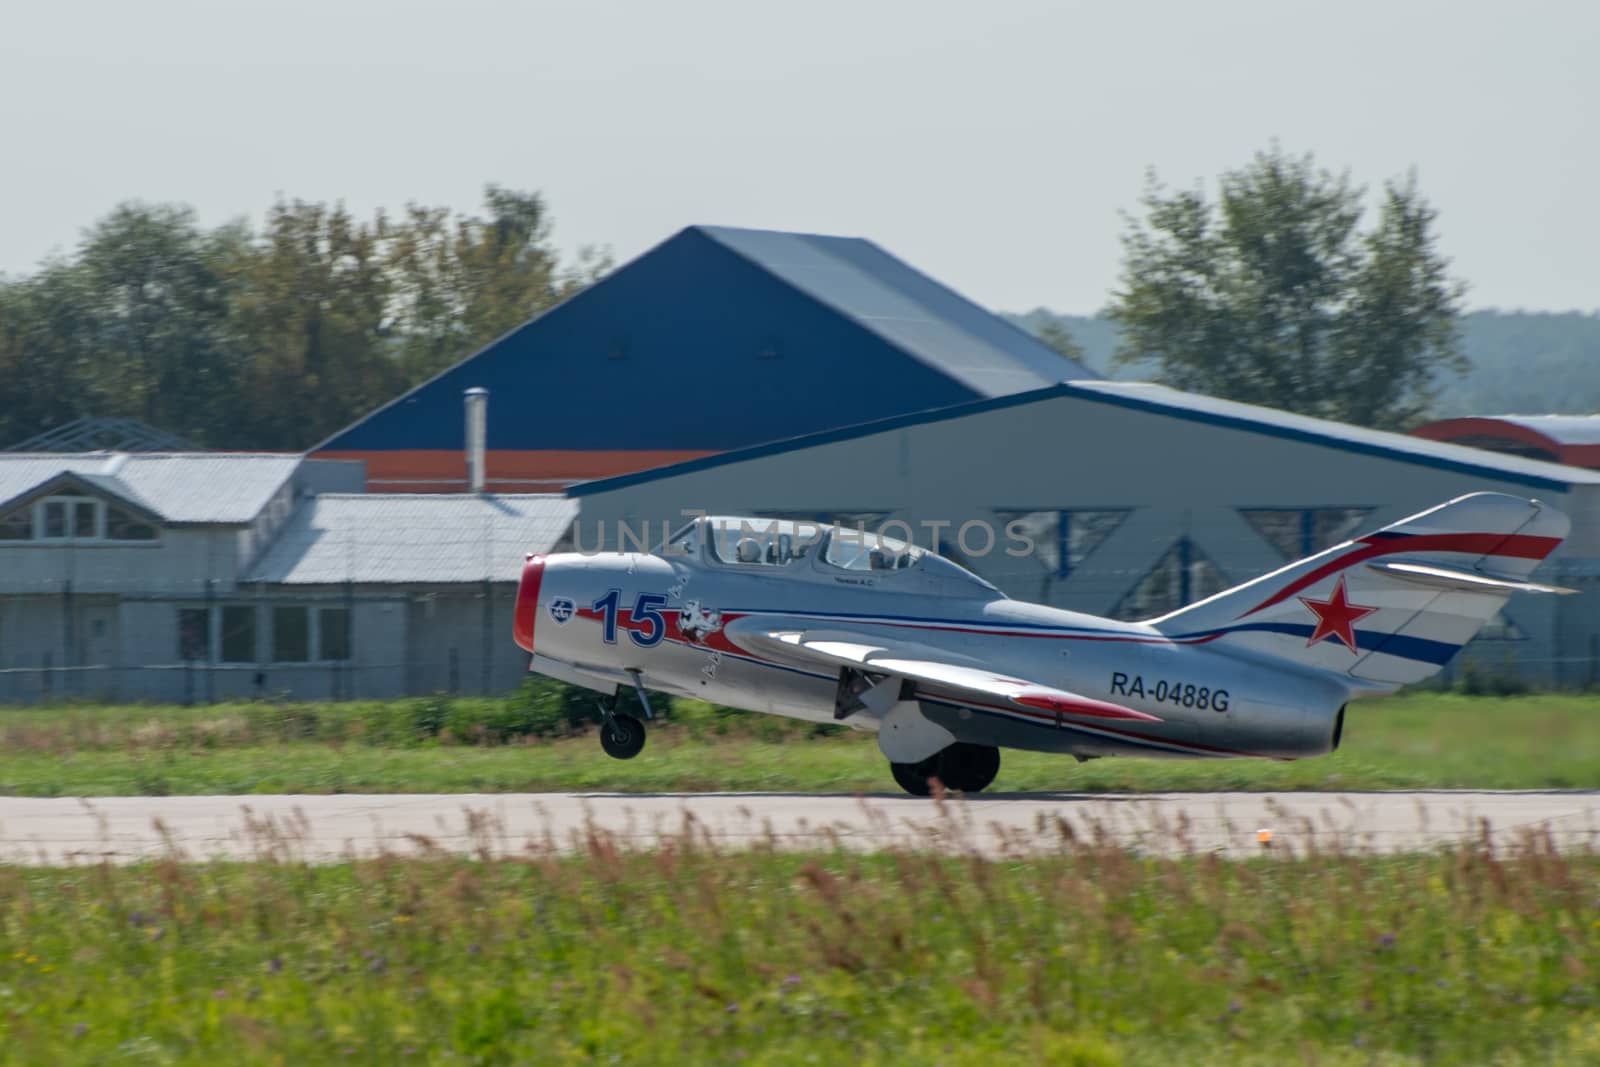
[821,526,922,572]
[704,518,820,567]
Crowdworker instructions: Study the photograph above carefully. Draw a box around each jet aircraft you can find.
[512,493,1571,795]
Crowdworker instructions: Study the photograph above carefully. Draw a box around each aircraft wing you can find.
[725,621,1160,723]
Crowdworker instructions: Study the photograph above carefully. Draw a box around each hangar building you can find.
[1414,415,1600,470]
[314,226,1092,491]
[571,381,1600,687]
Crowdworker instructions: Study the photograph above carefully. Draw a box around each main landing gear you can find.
[596,671,656,761]
[889,742,1001,797]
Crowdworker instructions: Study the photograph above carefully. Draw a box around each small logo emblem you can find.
[548,597,575,624]
[679,599,724,645]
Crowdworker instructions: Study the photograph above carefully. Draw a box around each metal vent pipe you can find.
[464,387,489,493]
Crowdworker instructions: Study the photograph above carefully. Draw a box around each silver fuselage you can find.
[521,543,1350,762]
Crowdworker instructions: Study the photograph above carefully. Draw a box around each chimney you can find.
[464,387,489,493]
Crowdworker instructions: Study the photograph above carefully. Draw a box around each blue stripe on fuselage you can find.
[1165,622,1459,665]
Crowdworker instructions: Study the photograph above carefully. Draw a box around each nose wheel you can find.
[595,686,650,760]
[599,711,647,760]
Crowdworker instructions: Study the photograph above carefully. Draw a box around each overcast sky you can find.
[1,0,1595,314]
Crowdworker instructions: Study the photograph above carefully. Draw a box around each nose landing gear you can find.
[596,673,657,760]
[598,707,647,760]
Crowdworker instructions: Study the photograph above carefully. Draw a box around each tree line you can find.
[2,147,1479,450]
[0,187,607,450]
[1017,308,1600,420]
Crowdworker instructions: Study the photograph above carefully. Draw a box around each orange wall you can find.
[313,449,720,492]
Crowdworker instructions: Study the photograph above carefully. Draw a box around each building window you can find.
[0,493,159,543]
[1239,508,1370,561]
[272,606,310,663]
[993,509,1130,578]
[73,499,98,538]
[42,499,69,539]
[177,608,211,661]
[1111,537,1227,621]
[221,606,257,663]
[319,608,352,661]
[42,490,95,539]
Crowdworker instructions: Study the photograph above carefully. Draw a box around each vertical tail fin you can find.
[1151,493,1572,686]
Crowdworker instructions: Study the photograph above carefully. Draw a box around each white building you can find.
[0,453,572,703]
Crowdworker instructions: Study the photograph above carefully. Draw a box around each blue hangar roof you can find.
[317,225,1095,455]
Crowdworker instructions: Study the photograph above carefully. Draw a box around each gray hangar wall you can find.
[571,381,1600,687]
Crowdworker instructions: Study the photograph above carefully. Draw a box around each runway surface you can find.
[0,790,1596,863]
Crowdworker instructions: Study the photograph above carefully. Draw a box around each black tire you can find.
[889,743,1001,796]
[599,713,646,760]
[890,754,941,797]
[939,743,1000,793]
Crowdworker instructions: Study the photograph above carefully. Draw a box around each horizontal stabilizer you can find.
[1366,560,1577,596]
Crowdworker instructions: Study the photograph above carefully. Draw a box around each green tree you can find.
[77,204,247,443]
[1109,146,1466,429]
[0,262,100,444]
[385,185,610,381]
[0,187,607,451]
[226,200,402,449]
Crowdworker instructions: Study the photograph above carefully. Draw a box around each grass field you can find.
[0,826,1595,1065]
[0,691,1596,796]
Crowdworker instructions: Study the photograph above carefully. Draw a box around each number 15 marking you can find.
[591,591,668,648]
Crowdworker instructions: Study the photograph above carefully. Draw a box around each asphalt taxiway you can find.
[0,790,1595,863]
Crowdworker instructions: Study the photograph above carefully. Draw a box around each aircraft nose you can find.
[513,553,547,654]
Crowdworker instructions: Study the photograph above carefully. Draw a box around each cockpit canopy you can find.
[664,516,1000,595]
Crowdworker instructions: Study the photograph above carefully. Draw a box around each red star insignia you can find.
[1298,576,1378,653]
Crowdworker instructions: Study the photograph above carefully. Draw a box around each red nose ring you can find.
[513,554,546,653]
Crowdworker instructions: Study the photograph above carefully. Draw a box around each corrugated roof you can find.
[570,380,1600,497]
[697,226,1093,390]
[245,494,577,584]
[1073,383,1600,489]
[0,454,301,523]
[314,225,1093,466]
